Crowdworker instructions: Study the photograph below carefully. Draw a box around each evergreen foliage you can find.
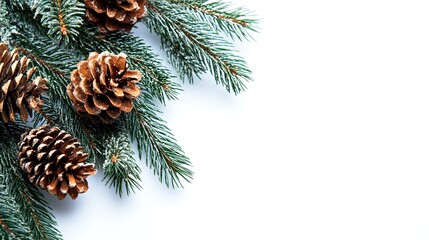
[0,123,62,240]
[0,0,257,238]
[101,124,143,197]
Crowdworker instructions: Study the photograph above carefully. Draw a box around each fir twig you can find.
[0,218,13,237]
[145,0,253,93]
[32,0,85,43]
[101,125,142,197]
[0,124,62,240]
[0,0,14,42]
[167,0,258,41]
[125,93,193,188]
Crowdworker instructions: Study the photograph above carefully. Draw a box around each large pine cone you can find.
[0,43,47,123]
[18,125,97,200]
[67,51,141,124]
[85,0,148,33]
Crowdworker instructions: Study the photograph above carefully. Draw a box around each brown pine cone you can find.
[85,0,148,33]
[67,51,141,124]
[0,43,48,123]
[18,125,97,200]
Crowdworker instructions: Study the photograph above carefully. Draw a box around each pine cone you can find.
[0,43,47,123]
[67,51,141,124]
[18,125,97,200]
[85,0,148,33]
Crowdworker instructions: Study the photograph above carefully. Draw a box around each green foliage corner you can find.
[0,0,257,238]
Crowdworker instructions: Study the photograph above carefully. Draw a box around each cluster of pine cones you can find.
[0,0,147,201]
[1,20,143,198]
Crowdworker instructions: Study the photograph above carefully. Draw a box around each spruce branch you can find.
[7,168,63,240]
[0,0,15,42]
[145,0,252,93]
[32,0,85,43]
[125,93,193,188]
[0,170,27,240]
[0,217,13,239]
[167,0,258,41]
[0,125,62,240]
[0,220,15,240]
[0,167,37,240]
[101,125,142,197]
[5,0,26,10]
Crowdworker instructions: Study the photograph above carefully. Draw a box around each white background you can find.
[50,0,429,239]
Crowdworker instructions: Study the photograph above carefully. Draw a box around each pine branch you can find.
[0,166,29,240]
[167,0,258,41]
[0,0,14,42]
[124,92,193,188]
[0,217,13,239]
[0,125,62,240]
[0,223,15,239]
[0,223,15,240]
[0,125,25,240]
[6,0,26,10]
[7,168,63,240]
[32,0,85,43]
[101,125,142,197]
[145,0,252,93]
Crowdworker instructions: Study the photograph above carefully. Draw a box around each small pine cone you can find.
[0,43,48,123]
[85,0,148,33]
[67,51,141,124]
[18,125,97,200]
